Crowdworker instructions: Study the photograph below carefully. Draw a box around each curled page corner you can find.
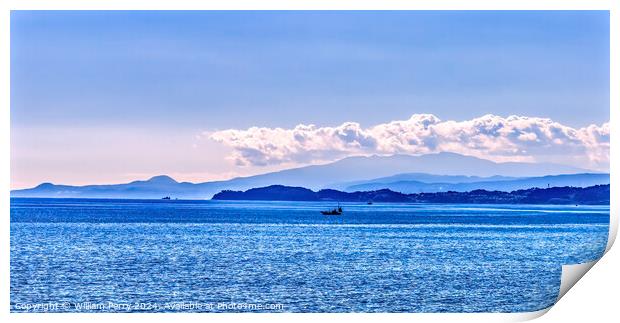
[557,260,598,302]
[546,205,616,315]
[606,207,618,253]
[507,307,552,322]
[511,260,600,322]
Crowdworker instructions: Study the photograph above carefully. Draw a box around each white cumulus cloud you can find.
[208,114,609,171]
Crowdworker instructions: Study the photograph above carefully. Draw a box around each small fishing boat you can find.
[321,203,343,215]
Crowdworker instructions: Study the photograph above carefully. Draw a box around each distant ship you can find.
[161,196,171,200]
[321,203,343,215]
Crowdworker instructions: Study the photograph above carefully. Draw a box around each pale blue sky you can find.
[10,11,610,188]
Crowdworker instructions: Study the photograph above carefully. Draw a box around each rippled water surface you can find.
[10,198,609,312]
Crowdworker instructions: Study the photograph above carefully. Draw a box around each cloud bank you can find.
[209,114,609,171]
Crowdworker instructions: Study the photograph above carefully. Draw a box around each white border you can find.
[1,1,616,322]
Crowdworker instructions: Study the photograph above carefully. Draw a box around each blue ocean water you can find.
[10,198,609,313]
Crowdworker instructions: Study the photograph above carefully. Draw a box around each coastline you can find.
[212,184,610,205]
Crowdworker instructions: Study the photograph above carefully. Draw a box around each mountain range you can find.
[11,152,605,199]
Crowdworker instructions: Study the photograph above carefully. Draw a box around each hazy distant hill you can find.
[331,173,517,190]
[276,152,589,189]
[213,184,610,205]
[344,173,610,193]
[11,152,595,199]
[334,173,517,189]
